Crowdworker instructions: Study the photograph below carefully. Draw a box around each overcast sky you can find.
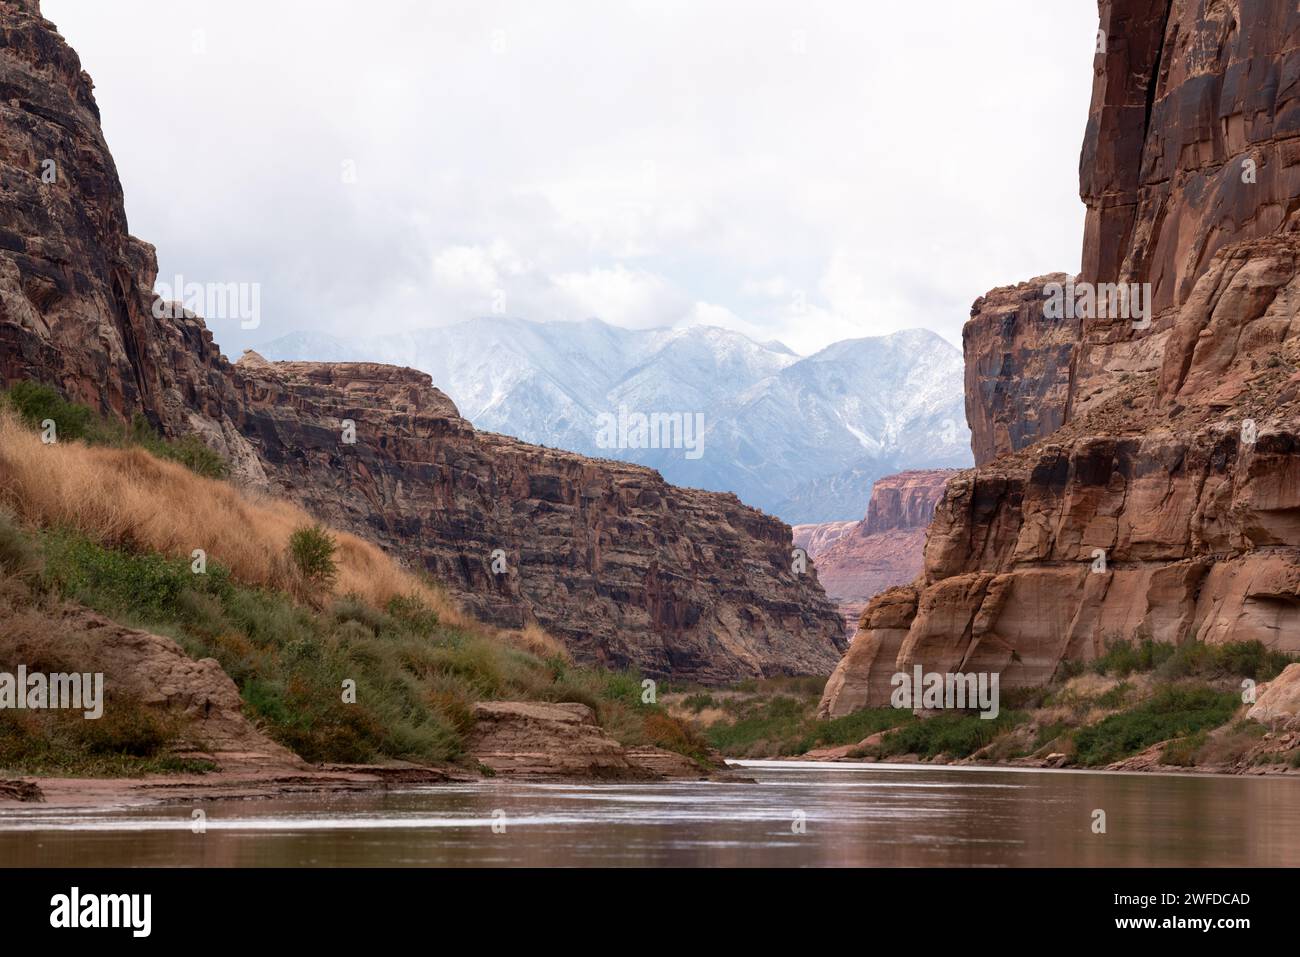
[43,0,1099,357]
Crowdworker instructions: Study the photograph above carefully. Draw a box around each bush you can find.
[797,707,913,752]
[3,380,95,441]
[1092,638,1174,677]
[1156,641,1296,682]
[642,711,713,765]
[0,509,42,582]
[1072,686,1239,767]
[42,532,231,622]
[1090,637,1296,682]
[870,710,1027,760]
[289,525,338,593]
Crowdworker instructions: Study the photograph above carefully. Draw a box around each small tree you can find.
[288,524,338,595]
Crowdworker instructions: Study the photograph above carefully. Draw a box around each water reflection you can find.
[1,761,1296,867]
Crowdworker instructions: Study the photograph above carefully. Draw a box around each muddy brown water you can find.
[0,761,1297,867]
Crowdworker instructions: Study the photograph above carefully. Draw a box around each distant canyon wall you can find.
[795,470,953,642]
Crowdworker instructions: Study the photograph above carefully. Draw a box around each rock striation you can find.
[821,1,1300,718]
[0,0,844,683]
[230,356,846,681]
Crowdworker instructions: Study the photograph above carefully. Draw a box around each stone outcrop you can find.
[466,702,713,779]
[1247,663,1300,730]
[0,0,844,683]
[795,470,953,640]
[1082,0,1300,319]
[792,520,857,558]
[821,2,1300,719]
[965,275,1077,466]
[1074,0,1300,419]
[0,599,303,770]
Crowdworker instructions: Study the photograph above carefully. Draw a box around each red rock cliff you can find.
[0,0,845,683]
[821,0,1300,718]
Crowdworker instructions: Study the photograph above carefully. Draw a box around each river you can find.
[2,761,1297,867]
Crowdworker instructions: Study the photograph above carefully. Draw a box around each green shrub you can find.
[1156,640,1296,682]
[797,707,913,752]
[1095,681,1131,709]
[0,509,42,582]
[1073,686,1239,767]
[1090,637,1296,682]
[871,710,1027,760]
[289,525,338,591]
[1161,731,1209,767]
[1092,638,1174,677]
[42,532,231,622]
[4,380,95,441]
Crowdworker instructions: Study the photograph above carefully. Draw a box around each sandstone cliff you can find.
[821,0,1300,718]
[0,0,845,683]
[795,470,953,642]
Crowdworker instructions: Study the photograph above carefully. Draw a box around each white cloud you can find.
[42,0,1099,356]
[552,265,687,328]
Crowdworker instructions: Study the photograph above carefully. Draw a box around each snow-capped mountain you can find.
[259,318,971,523]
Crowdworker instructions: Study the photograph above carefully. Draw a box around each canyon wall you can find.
[0,0,845,683]
[794,470,953,641]
[821,0,1300,718]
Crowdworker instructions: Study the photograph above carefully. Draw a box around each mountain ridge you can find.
[260,317,972,522]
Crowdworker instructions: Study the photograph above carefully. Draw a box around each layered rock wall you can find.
[821,1,1300,718]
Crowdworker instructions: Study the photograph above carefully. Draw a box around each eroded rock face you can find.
[799,472,953,597]
[965,275,1078,466]
[0,0,266,485]
[821,237,1300,719]
[822,3,1300,718]
[1073,0,1300,417]
[1083,0,1300,316]
[232,357,846,682]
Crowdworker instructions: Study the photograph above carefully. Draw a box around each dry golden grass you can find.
[511,621,567,659]
[0,411,447,611]
[0,410,572,658]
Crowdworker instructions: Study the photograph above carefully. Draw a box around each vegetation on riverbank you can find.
[667,640,1299,772]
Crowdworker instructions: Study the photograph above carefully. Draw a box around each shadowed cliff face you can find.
[821,0,1300,718]
[0,0,846,683]
[1074,0,1300,418]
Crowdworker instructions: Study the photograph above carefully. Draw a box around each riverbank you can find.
[0,697,737,810]
[664,645,1300,777]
